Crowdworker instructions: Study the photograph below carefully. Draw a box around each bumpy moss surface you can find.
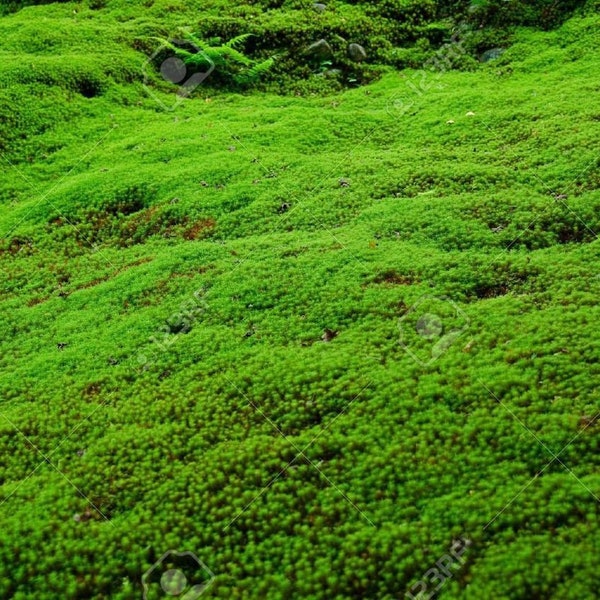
[1,1,600,598]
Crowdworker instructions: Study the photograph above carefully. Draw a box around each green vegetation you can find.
[1,0,600,598]
[157,33,277,88]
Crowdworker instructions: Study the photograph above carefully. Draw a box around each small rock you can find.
[73,509,93,523]
[348,43,367,62]
[479,48,505,63]
[307,39,333,61]
[446,120,455,124]
[313,2,326,12]
[466,111,475,116]
[199,180,209,187]
[339,178,350,188]
[228,146,236,152]
[278,202,291,214]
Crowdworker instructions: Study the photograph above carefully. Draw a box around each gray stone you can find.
[313,3,326,12]
[307,39,333,61]
[479,47,505,63]
[348,43,367,62]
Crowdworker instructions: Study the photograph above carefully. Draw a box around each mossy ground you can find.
[1,1,600,599]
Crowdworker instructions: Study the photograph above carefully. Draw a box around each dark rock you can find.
[307,39,333,61]
[348,43,367,62]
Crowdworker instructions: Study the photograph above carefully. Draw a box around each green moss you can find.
[0,2,600,599]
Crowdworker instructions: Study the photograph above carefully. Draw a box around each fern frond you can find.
[224,33,253,50]
[153,32,271,88]
[236,56,276,84]
[215,45,252,66]
[184,31,206,49]
[184,49,226,68]
[153,38,198,64]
